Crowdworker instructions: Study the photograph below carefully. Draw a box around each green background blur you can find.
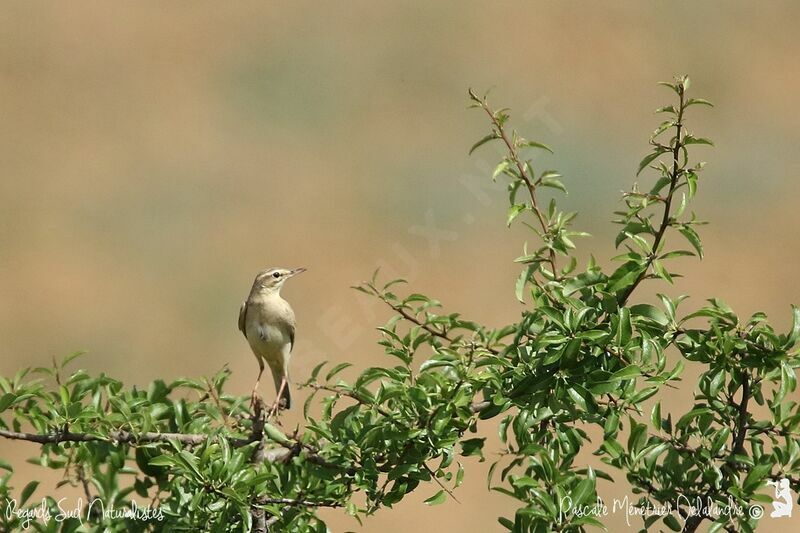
[2,2,800,531]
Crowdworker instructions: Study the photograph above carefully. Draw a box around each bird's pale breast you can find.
[244,296,294,363]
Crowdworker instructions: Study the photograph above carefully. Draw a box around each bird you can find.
[238,267,306,414]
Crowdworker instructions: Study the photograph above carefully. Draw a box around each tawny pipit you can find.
[239,267,305,412]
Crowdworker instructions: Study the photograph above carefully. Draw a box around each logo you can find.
[767,478,794,518]
[4,497,164,529]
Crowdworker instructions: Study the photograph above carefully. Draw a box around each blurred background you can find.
[2,1,800,531]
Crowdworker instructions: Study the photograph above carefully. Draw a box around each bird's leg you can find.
[251,360,265,411]
[267,376,288,420]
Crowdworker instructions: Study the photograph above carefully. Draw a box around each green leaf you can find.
[61,351,86,367]
[659,250,695,260]
[148,455,176,468]
[507,204,526,227]
[419,358,456,372]
[679,226,703,258]
[239,505,253,531]
[519,140,553,153]
[604,411,620,438]
[493,160,511,181]
[602,438,624,459]
[515,266,534,303]
[787,305,800,346]
[743,462,772,492]
[652,120,676,138]
[543,347,564,365]
[651,402,661,429]
[663,514,682,531]
[630,304,668,325]
[686,172,698,198]
[685,98,714,108]
[708,369,725,397]
[677,407,712,429]
[461,438,486,458]
[577,329,608,341]
[540,177,567,193]
[0,393,16,412]
[609,365,641,382]
[652,260,673,283]
[684,135,714,146]
[710,427,731,456]
[264,423,291,444]
[325,362,352,382]
[562,338,582,366]
[563,271,605,296]
[649,176,672,196]
[616,307,632,345]
[424,489,446,506]
[607,261,645,294]
[570,477,595,506]
[627,422,647,453]
[782,363,798,398]
[657,80,679,94]
[637,150,665,176]
[498,517,514,530]
[567,386,591,411]
[309,361,327,382]
[469,133,499,155]
[20,480,39,505]
[59,385,70,406]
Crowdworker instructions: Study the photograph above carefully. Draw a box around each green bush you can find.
[1,76,797,532]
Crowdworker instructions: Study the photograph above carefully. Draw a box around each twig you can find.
[422,462,460,504]
[617,84,685,306]
[731,372,750,455]
[680,369,753,533]
[479,106,560,281]
[603,348,679,390]
[77,464,94,508]
[205,377,230,427]
[0,426,347,475]
[256,497,342,508]
[386,300,500,355]
[0,427,217,446]
[250,398,267,533]
[307,383,393,418]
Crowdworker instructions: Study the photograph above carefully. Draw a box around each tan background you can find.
[2,2,800,531]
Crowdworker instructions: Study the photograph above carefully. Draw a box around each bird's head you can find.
[251,267,306,295]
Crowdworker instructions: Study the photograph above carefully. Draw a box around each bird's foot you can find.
[266,398,287,421]
[250,390,262,413]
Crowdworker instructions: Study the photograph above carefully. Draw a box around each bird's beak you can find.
[288,267,307,277]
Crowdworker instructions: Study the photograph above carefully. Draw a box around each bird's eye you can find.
[272,272,281,279]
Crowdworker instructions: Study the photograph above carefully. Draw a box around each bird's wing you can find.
[237,301,248,337]
[288,320,296,352]
[283,304,296,352]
